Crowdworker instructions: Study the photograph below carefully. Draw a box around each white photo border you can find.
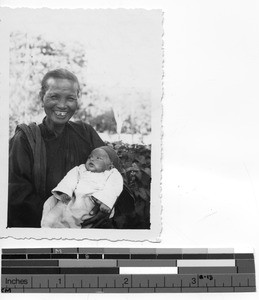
[0,7,162,242]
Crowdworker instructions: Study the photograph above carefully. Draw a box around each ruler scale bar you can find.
[2,247,254,255]
[2,260,255,271]
[2,254,255,260]
[2,267,120,275]
[1,274,256,289]
[177,259,236,267]
[178,267,238,274]
[2,260,59,267]
[1,248,256,293]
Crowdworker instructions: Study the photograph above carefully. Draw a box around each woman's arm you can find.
[8,130,43,227]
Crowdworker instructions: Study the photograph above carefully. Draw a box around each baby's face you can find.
[85,148,112,172]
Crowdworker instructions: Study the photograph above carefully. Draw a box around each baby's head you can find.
[85,146,120,173]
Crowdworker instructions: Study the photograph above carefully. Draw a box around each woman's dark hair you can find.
[40,69,81,99]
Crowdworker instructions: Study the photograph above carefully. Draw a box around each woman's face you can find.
[42,77,79,129]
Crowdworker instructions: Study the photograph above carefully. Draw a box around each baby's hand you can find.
[59,193,71,204]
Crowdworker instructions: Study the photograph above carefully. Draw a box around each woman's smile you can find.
[42,78,79,132]
[54,111,69,118]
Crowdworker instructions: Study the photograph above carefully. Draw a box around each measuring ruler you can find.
[1,248,256,293]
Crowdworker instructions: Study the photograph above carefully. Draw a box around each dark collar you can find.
[40,117,68,139]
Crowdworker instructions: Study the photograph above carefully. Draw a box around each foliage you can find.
[9,31,88,137]
[74,89,117,133]
[9,31,151,142]
[74,86,151,138]
[107,141,151,229]
[107,88,151,137]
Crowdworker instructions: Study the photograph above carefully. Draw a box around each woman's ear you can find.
[75,93,81,110]
[39,92,44,107]
[109,163,114,170]
[76,100,80,110]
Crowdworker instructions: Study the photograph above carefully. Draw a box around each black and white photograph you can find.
[1,1,259,298]
[0,8,162,240]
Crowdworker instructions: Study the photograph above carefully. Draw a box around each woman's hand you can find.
[89,196,111,215]
[99,203,111,214]
[81,197,111,228]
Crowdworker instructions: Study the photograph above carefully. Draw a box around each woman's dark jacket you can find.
[8,120,105,227]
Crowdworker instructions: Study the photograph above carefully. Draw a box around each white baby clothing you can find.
[41,164,123,228]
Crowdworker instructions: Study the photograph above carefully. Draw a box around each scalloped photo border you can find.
[0,7,163,242]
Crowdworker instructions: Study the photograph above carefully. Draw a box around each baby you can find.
[41,146,123,228]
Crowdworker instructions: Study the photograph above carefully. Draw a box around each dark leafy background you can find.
[108,141,151,229]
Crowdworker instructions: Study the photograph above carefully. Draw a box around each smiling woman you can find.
[40,70,80,133]
[41,78,79,133]
[8,69,135,228]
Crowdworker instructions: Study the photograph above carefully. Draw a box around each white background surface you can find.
[1,0,259,299]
